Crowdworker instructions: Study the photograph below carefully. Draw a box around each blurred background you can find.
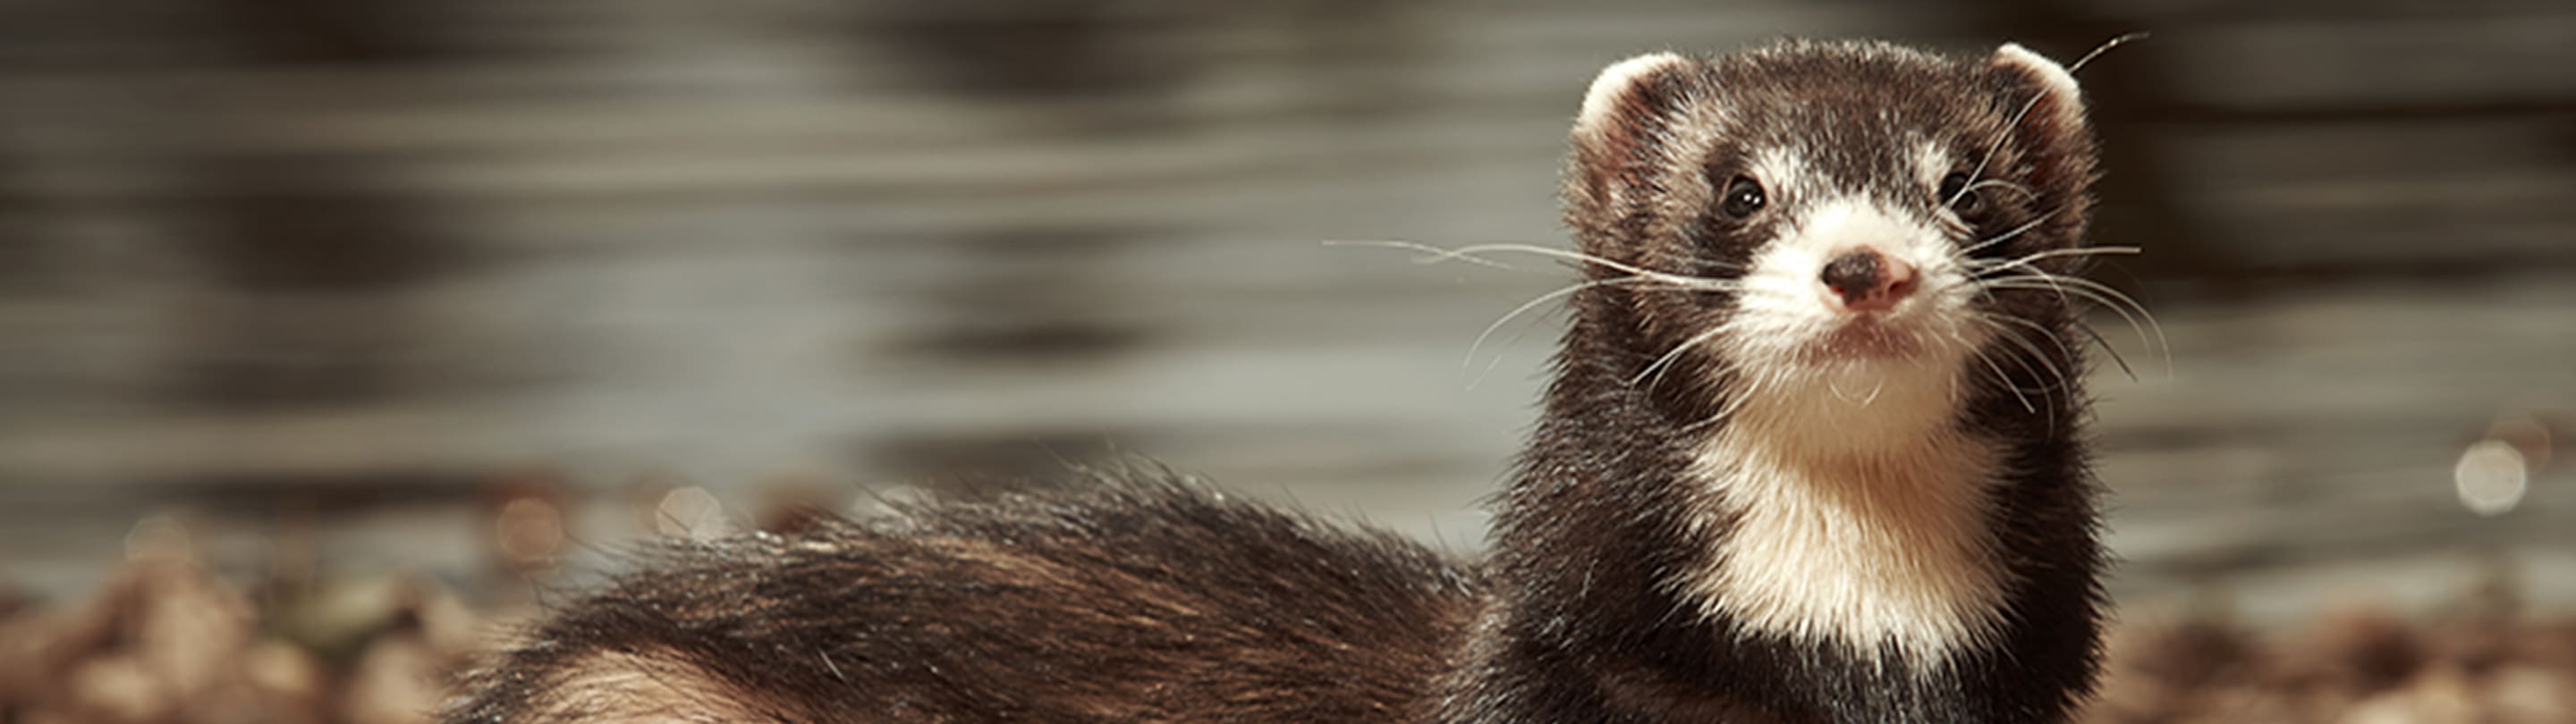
[0,1,2571,722]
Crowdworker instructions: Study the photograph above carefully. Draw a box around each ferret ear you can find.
[1575,52,1696,148]
[1988,44,2087,138]
[1569,53,1699,209]
[1987,43,2098,220]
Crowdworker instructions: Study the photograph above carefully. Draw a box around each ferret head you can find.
[1563,40,2098,449]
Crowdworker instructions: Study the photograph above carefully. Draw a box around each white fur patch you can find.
[1677,196,2010,663]
[1683,424,2008,663]
[1576,52,1692,139]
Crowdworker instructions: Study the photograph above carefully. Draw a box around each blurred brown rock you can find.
[341,632,448,724]
[211,641,332,724]
[2284,606,2427,697]
[2487,664,2576,723]
[63,655,174,724]
[2082,604,2576,724]
[127,559,258,706]
[0,518,496,724]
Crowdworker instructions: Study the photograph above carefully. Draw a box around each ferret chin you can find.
[445,39,2114,724]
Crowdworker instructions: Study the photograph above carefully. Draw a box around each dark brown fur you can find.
[445,39,2110,724]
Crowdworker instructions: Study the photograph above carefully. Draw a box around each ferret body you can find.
[447,39,2111,724]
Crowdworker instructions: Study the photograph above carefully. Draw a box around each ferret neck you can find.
[1459,307,2105,723]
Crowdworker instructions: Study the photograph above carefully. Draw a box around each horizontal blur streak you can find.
[0,0,2572,630]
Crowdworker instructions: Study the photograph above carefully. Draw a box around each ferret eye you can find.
[1718,176,1766,219]
[1937,172,1987,219]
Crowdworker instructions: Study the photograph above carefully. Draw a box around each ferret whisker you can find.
[1975,313,2077,385]
[1980,334,2062,432]
[1322,239,1518,270]
[2068,32,2150,75]
[1972,271,2074,309]
[2073,321,2140,381]
[1970,324,2053,400]
[1979,280,2167,379]
[1327,240,1740,292]
[1951,92,2049,209]
[1955,211,2058,258]
[1968,343,2037,414]
[1443,243,1742,290]
[1976,275,2141,352]
[1963,178,2038,199]
[1978,272,2165,366]
[1682,371,1763,435]
[1977,278,2120,329]
[1467,275,1667,382]
[1631,323,1734,389]
[1975,316,2076,398]
[1995,316,2085,382]
[1968,246,2140,272]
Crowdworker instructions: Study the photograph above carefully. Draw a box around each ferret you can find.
[445,38,2113,724]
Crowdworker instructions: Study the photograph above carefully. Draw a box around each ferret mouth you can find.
[1803,317,1926,362]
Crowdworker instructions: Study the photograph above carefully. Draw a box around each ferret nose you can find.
[1818,248,1918,312]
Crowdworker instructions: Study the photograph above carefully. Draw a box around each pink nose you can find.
[1818,248,1918,312]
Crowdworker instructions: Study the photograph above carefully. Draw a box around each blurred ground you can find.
[4,521,2574,723]
[0,0,2572,721]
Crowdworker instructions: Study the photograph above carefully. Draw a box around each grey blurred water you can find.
[1,1,2572,627]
